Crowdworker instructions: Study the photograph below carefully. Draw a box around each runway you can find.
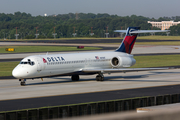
[0,69,180,101]
[0,69,180,111]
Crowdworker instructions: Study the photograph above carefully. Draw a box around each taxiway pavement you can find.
[0,69,180,101]
[0,69,180,111]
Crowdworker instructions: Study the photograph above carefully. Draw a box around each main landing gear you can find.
[19,79,26,86]
[71,75,79,81]
[71,73,104,81]
[96,73,104,81]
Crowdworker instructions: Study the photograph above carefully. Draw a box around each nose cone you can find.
[12,67,22,79]
[12,65,28,79]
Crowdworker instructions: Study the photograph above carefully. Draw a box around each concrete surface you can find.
[0,69,180,101]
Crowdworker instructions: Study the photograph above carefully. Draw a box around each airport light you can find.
[105,27,109,38]
[72,27,77,37]
[52,27,57,39]
[15,27,19,40]
[90,27,94,36]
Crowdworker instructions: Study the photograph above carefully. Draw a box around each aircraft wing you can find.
[81,67,170,73]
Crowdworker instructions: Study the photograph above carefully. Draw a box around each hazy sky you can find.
[0,0,179,18]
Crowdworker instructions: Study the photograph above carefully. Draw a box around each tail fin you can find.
[114,27,169,54]
[115,27,140,54]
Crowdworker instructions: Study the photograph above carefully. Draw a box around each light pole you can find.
[52,27,57,39]
[15,27,19,40]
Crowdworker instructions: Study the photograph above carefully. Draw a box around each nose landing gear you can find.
[19,79,26,86]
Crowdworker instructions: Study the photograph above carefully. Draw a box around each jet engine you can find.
[110,56,136,68]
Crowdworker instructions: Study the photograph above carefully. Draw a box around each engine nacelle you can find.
[110,56,136,68]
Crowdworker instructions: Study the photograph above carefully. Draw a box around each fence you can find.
[0,94,180,120]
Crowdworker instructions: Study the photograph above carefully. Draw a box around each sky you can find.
[0,0,180,18]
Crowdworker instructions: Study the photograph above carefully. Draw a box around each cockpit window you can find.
[20,61,35,65]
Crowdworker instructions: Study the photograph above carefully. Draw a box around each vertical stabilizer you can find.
[115,27,140,54]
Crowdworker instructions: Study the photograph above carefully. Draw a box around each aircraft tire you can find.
[96,75,104,81]
[20,82,26,86]
[71,75,79,81]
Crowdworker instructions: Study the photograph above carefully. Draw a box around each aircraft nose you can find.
[12,67,24,79]
[12,68,20,78]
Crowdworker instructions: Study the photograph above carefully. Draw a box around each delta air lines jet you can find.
[12,27,169,86]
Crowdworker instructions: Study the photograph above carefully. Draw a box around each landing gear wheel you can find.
[96,74,104,81]
[20,81,26,86]
[19,79,26,86]
[71,75,79,81]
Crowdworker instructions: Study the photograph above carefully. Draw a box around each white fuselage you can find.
[12,51,136,79]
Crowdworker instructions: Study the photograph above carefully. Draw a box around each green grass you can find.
[0,46,101,53]
[137,36,180,40]
[132,55,180,68]
[100,41,180,46]
[135,41,180,45]
[1,55,180,77]
[0,62,19,76]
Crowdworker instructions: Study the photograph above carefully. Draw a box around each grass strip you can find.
[0,62,19,76]
[135,41,180,45]
[0,46,101,54]
[137,36,180,40]
[1,55,180,77]
[132,55,180,68]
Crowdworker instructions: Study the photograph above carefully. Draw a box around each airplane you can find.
[12,27,169,86]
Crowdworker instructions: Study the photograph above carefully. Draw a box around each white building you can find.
[148,21,180,30]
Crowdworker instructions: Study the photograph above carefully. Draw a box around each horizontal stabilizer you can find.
[114,30,127,33]
[114,30,170,34]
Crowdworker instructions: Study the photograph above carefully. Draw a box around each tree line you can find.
[0,12,180,39]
